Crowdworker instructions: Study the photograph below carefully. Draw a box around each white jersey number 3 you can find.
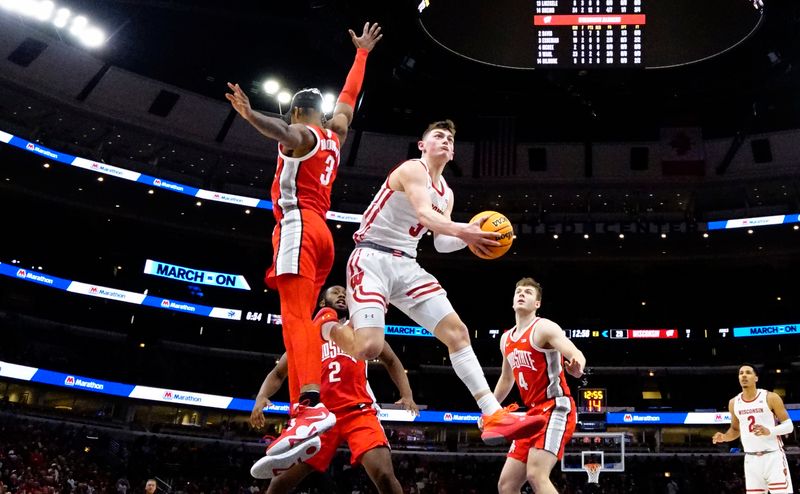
[320,155,336,185]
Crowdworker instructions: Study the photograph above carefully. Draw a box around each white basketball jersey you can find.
[734,389,782,452]
[353,160,451,257]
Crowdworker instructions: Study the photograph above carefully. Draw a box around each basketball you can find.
[467,211,514,260]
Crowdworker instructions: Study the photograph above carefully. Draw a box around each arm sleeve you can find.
[337,48,369,107]
[433,234,467,253]
[770,419,794,436]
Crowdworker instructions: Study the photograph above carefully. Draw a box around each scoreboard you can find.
[578,388,607,413]
[419,0,762,70]
[534,0,646,67]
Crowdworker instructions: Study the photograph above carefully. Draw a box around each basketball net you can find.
[583,463,602,484]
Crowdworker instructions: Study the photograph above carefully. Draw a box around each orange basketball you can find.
[467,210,514,260]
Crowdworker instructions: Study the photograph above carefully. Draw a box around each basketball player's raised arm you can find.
[538,320,586,378]
[250,353,289,428]
[712,399,741,443]
[225,82,316,150]
[493,338,515,403]
[762,392,794,437]
[396,162,500,249]
[326,22,383,143]
[378,342,419,416]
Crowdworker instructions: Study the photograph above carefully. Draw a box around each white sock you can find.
[449,346,501,415]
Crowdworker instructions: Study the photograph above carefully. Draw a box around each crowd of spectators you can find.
[2,410,799,493]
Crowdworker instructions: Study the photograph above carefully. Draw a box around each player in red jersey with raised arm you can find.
[250,286,414,494]
[226,23,383,464]
[494,277,586,494]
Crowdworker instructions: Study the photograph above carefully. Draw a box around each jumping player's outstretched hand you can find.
[349,22,383,52]
[396,396,420,416]
[711,432,727,444]
[225,82,254,121]
[564,356,585,378]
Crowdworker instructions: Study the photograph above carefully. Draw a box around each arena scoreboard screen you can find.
[419,0,763,69]
[534,0,645,67]
[578,388,607,413]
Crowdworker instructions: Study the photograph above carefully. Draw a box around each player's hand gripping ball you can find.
[468,211,514,260]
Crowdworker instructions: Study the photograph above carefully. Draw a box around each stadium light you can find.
[78,26,105,48]
[262,79,280,96]
[52,6,69,27]
[69,15,87,35]
[1,1,106,48]
[277,91,292,105]
[322,92,336,113]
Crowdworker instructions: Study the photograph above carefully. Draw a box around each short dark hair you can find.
[422,119,456,139]
[515,277,542,301]
[739,363,760,375]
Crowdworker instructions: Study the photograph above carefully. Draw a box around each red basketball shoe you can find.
[480,404,546,445]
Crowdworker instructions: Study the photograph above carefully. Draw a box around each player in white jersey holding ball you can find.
[320,119,546,445]
[713,364,795,494]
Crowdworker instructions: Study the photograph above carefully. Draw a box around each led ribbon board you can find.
[733,323,799,338]
[144,259,251,290]
[0,130,362,223]
[0,360,483,423]
[4,129,798,231]
[0,263,241,320]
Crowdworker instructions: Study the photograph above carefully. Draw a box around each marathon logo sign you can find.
[144,260,251,290]
[385,325,434,338]
[160,299,197,312]
[152,178,185,192]
[25,141,59,159]
[734,324,799,338]
[163,391,202,403]
[622,413,662,423]
[88,286,127,299]
[89,161,126,178]
[15,269,55,285]
[440,412,481,423]
[64,375,104,391]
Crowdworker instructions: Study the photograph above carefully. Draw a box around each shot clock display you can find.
[579,388,607,413]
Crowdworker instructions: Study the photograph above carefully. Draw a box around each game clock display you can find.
[579,388,607,413]
[534,0,645,67]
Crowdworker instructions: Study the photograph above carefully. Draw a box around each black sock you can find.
[299,391,320,407]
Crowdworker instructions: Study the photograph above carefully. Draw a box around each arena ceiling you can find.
[32,0,800,140]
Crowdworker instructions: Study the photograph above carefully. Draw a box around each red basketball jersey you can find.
[502,317,571,408]
[271,125,340,222]
[320,340,377,413]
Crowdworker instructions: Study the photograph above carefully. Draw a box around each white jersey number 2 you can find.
[328,361,341,383]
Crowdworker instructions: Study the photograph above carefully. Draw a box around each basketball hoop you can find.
[583,463,602,484]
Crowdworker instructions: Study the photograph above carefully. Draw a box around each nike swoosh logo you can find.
[542,407,552,413]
